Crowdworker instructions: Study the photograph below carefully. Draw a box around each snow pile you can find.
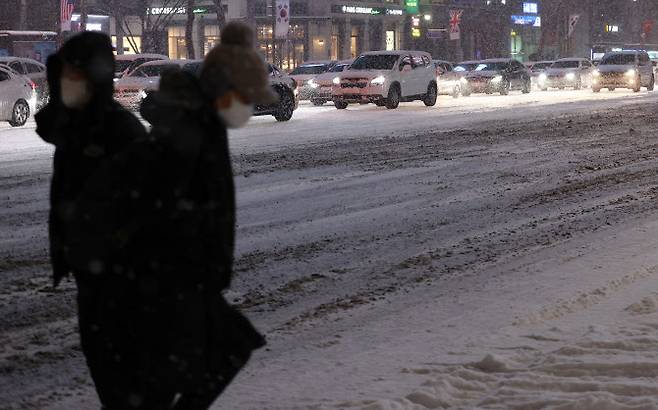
[352,312,658,410]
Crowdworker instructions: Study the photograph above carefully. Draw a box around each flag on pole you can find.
[275,0,290,39]
[449,9,463,41]
[60,0,75,32]
[568,14,580,37]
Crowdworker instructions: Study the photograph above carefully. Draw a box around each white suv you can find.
[331,51,438,109]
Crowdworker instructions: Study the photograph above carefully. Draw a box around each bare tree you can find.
[185,0,195,58]
[210,0,226,31]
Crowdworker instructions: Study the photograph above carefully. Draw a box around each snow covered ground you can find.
[3,89,658,409]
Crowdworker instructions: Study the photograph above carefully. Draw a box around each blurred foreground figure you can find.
[68,22,273,409]
[34,32,147,408]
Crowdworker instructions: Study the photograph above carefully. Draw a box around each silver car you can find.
[0,65,37,127]
[539,58,593,90]
[592,51,655,93]
[0,57,48,108]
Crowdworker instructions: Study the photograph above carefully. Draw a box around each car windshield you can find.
[552,60,579,68]
[291,64,329,75]
[329,64,349,73]
[350,55,399,70]
[531,63,552,71]
[131,64,177,77]
[600,54,636,65]
[115,60,133,73]
[454,63,478,72]
[475,62,508,71]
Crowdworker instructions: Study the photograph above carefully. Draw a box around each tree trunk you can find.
[185,0,195,58]
[211,0,226,31]
[80,0,88,31]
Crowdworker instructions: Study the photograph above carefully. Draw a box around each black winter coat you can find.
[68,69,264,395]
[35,33,146,286]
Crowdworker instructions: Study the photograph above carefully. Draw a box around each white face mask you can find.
[60,77,91,109]
[218,98,254,129]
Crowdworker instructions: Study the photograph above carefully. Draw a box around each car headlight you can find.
[139,89,148,99]
[370,76,386,85]
[459,77,468,84]
[332,76,341,85]
[566,73,576,81]
[307,79,319,88]
[592,69,600,76]
[538,73,547,81]
[491,75,503,83]
[625,69,637,77]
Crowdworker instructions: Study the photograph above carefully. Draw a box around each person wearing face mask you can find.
[65,22,272,410]
[34,32,147,409]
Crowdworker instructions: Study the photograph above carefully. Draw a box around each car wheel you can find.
[592,87,601,93]
[9,100,29,127]
[423,83,438,106]
[334,100,348,110]
[633,77,641,92]
[273,89,294,121]
[500,80,510,96]
[648,75,655,91]
[385,85,400,109]
[462,86,471,97]
[522,79,531,94]
[558,86,565,90]
[541,87,548,91]
[374,100,386,107]
[573,77,582,90]
[452,84,460,98]
[608,87,615,91]
[311,98,326,106]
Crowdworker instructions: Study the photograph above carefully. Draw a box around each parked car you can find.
[289,60,336,102]
[463,58,531,95]
[114,53,169,78]
[526,60,553,89]
[592,50,655,93]
[254,64,298,121]
[331,50,437,110]
[305,60,352,106]
[114,59,202,109]
[538,58,593,90]
[0,65,37,127]
[0,57,48,109]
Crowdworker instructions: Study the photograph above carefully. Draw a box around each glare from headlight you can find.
[592,69,600,76]
[459,77,468,84]
[370,76,386,85]
[625,69,637,77]
[538,73,547,81]
[139,90,148,99]
[566,73,576,81]
[332,76,341,85]
[491,75,503,83]
[307,79,319,88]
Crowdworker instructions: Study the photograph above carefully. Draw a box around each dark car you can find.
[0,57,48,109]
[255,64,298,122]
[464,58,531,95]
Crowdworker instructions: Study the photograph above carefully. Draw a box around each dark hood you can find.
[47,32,116,105]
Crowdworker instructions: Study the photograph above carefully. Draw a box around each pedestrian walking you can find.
[34,32,147,409]
[67,22,274,409]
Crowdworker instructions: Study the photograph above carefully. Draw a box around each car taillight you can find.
[29,80,36,90]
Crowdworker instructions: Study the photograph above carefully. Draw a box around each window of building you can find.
[168,26,187,59]
[204,25,220,56]
[112,36,142,55]
[385,30,396,51]
[257,23,305,71]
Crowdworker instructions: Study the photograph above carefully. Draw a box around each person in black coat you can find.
[34,32,147,409]
[68,22,271,409]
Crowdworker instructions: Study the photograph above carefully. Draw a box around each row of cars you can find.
[113,54,297,121]
[291,49,656,110]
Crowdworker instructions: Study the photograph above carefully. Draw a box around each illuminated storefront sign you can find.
[523,2,538,14]
[147,7,213,15]
[511,15,541,27]
[332,5,403,16]
[405,0,418,14]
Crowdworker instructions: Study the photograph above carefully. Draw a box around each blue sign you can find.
[512,15,541,27]
[523,2,538,14]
